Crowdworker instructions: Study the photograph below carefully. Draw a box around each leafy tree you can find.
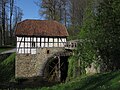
[68,0,120,81]
[95,0,120,71]
[67,0,99,80]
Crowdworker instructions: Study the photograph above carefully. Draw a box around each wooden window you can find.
[47,50,50,54]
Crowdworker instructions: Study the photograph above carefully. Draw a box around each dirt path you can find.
[0,48,16,54]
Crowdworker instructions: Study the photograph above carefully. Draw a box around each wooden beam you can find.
[48,37,49,47]
[24,37,25,54]
[58,56,61,82]
[30,37,31,54]
[18,37,23,53]
[40,37,41,47]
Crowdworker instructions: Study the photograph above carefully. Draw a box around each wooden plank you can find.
[24,37,25,54]
[58,56,61,81]
[30,37,31,54]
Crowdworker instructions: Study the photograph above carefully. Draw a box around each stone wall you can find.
[15,47,65,78]
[85,63,100,75]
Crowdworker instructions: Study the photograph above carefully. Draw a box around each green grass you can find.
[0,53,120,90]
[0,52,120,90]
[28,71,120,90]
[0,53,15,82]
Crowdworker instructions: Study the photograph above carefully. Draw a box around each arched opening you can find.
[43,56,69,82]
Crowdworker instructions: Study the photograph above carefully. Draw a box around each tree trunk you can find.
[0,26,2,46]
[10,0,14,45]
[2,0,6,45]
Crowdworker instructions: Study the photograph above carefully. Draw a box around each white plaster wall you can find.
[37,38,40,42]
[45,38,48,42]
[49,38,53,42]
[54,38,57,42]
[17,37,67,54]
[31,48,36,54]
[33,37,36,42]
[36,43,40,47]
[17,42,20,48]
[54,43,58,47]
[41,38,44,42]
[20,42,24,47]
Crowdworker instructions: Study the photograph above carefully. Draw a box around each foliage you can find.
[39,0,68,22]
[94,0,120,71]
[67,0,99,80]
[38,0,87,39]
[67,56,77,80]
[0,53,15,82]
[68,0,120,80]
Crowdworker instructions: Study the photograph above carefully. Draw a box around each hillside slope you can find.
[0,53,15,82]
[0,53,120,90]
[39,71,120,90]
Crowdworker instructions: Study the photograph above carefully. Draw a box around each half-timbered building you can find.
[15,20,100,81]
[16,20,68,54]
[15,19,69,78]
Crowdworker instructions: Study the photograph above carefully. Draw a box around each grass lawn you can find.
[0,53,15,82]
[0,52,120,90]
[27,71,120,90]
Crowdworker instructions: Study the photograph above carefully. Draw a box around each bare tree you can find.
[0,0,23,46]
[37,0,69,26]
[13,6,23,30]
[0,1,2,46]
[67,0,87,38]
[1,0,7,45]
[9,0,14,43]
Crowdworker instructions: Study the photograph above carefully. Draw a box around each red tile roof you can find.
[15,19,69,37]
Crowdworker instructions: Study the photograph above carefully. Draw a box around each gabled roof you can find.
[15,19,69,37]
